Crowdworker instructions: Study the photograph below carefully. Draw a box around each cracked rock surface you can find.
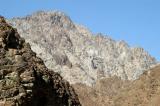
[0,16,81,106]
[9,11,157,86]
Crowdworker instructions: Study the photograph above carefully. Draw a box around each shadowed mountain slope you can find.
[0,16,81,106]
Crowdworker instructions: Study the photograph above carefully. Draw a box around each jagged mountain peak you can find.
[12,11,75,30]
[9,11,157,86]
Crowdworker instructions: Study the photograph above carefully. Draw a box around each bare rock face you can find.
[8,11,157,86]
[0,16,81,106]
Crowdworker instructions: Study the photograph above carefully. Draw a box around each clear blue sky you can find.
[0,0,159,61]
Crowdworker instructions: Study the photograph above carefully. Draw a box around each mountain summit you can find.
[9,11,157,86]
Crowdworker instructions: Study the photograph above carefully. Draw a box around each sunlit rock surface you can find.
[9,11,157,86]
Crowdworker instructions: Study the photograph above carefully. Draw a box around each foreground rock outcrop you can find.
[73,64,160,106]
[9,11,157,86]
[0,16,81,106]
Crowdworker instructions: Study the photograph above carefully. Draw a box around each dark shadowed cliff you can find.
[0,16,81,106]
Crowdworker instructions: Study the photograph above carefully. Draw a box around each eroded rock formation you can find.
[0,16,81,106]
[9,11,157,86]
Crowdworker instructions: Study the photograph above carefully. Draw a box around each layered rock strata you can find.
[0,16,81,106]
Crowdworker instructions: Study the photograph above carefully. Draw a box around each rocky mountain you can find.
[73,64,160,106]
[8,11,157,86]
[0,16,81,106]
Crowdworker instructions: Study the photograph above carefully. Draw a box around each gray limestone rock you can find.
[8,11,157,86]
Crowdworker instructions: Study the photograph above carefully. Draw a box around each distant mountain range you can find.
[8,11,157,86]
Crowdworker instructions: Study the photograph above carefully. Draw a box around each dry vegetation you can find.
[74,65,160,106]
